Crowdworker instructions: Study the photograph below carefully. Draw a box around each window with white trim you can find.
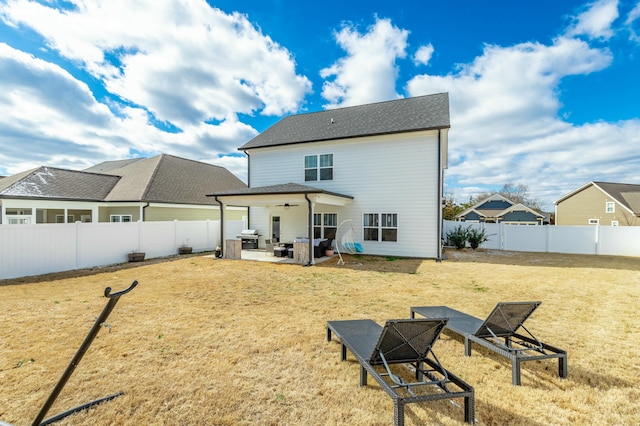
[110,214,132,222]
[605,202,615,213]
[611,220,619,226]
[363,213,398,242]
[6,208,32,224]
[56,214,74,223]
[7,217,30,224]
[588,218,599,225]
[304,154,333,181]
[314,213,337,239]
[81,215,92,223]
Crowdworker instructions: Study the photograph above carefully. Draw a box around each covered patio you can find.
[208,183,353,266]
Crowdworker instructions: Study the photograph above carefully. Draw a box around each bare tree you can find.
[472,183,543,212]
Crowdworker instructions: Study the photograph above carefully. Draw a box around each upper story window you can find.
[305,154,333,181]
[588,218,599,225]
[363,213,398,242]
[605,202,615,213]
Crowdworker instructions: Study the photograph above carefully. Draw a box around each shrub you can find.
[467,227,489,250]
[446,225,469,249]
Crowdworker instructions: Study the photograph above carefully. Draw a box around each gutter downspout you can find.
[436,129,443,262]
[215,196,225,257]
[305,194,314,266]
[142,203,149,221]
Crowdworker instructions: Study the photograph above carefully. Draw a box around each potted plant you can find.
[128,250,145,262]
[178,240,193,255]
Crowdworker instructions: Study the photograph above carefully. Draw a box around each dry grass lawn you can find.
[1,249,639,425]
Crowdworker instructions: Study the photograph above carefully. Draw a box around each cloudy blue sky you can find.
[1,0,639,211]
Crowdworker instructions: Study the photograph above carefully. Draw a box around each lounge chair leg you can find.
[512,359,522,385]
[559,354,568,378]
[359,366,368,387]
[326,327,332,341]
[415,361,423,381]
[464,337,472,356]
[464,395,474,424]
[341,344,347,361]
[393,400,405,426]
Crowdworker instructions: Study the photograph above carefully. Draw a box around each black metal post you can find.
[32,280,138,426]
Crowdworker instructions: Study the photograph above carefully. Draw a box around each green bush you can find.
[467,227,489,250]
[446,225,469,249]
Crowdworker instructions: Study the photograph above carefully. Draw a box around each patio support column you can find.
[305,194,314,265]
[215,197,225,257]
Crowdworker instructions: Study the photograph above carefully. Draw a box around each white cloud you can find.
[414,44,434,66]
[565,0,619,40]
[320,18,408,108]
[626,1,640,42]
[0,0,311,126]
[0,0,310,176]
[406,28,640,210]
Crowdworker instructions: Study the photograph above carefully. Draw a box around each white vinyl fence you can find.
[0,220,244,280]
[443,220,640,257]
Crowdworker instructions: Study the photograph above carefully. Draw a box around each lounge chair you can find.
[410,302,567,385]
[326,318,474,425]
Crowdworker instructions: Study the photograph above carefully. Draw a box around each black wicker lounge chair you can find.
[326,318,474,425]
[410,302,567,385]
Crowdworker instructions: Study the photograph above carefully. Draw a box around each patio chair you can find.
[410,302,567,385]
[326,318,474,425]
[265,239,274,256]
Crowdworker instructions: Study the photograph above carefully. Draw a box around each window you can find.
[110,215,132,222]
[605,202,615,213]
[611,221,619,226]
[7,217,30,224]
[6,208,31,224]
[304,154,333,181]
[314,213,337,239]
[56,215,74,223]
[588,218,599,225]
[364,213,398,242]
[81,215,92,223]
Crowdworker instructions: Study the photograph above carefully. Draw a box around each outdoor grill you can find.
[237,229,260,249]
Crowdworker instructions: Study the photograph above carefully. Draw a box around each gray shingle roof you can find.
[0,167,119,200]
[208,182,353,200]
[0,154,247,205]
[239,92,450,150]
[102,154,248,205]
[594,182,640,213]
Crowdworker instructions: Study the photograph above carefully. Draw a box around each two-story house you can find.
[209,93,450,264]
[555,181,640,226]
[455,194,544,225]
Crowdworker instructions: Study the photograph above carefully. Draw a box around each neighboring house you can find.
[209,93,450,262]
[455,194,544,225]
[0,154,247,224]
[554,181,640,226]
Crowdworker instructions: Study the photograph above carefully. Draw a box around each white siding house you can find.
[209,93,450,263]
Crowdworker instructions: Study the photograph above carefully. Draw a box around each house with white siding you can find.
[208,93,450,263]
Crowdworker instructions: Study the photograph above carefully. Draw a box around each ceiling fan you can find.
[276,203,299,208]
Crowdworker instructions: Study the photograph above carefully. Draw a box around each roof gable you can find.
[555,181,640,214]
[104,154,247,205]
[239,93,450,150]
